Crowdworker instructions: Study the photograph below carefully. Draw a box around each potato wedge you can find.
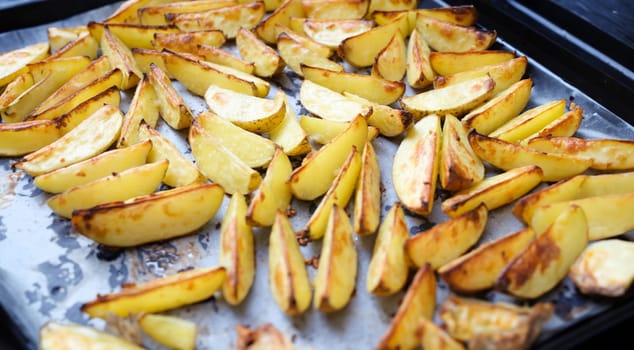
[0,120,61,157]
[103,0,179,24]
[196,44,256,74]
[342,91,411,137]
[392,114,440,216]
[438,227,535,294]
[313,204,357,312]
[139,124,206,188]
[276,32,343,76]
[269,210,312,315]
[101,27,143,90]
[375,264,436,350]
[205,85,285,133]
[527,136,634,171]
[81,266,226,318]
[441,165,543,218]
[400,76,495,120]
[148,63,192,129]
[43,32,98,61]
[339,19,402,68]
[0,72,34,110]
[569,239,634,297]
[274,24,333,58]
[303,147,361,240]
[132,48,172,77]
[139,0,238,25]
[14,105,122,176]
[303,18,374,49]
[138,314,197,350]
[406,203,487,269]
[530,193,634,241]
[415,14,496,52]
[300,79,372,122]
[430,50,515,76]
[40,321,143,350]
[152,30,227,53]
[366,202,409,295]
[47,160,167,218]
[372,33,406,81]
[301,65,405,105]
[48,26,89,53]
[434,56,528,95]
[89,23,179,50]
[289,115,367,200]
[0,42,49,87]
[496,204,588,299]
[72,183,225,247]
[468,130,592,181]
[247,148,293,227]
[303,0,368,19]
[406,27,434,89]
[166,2,265,39]
[416,318,466,350]
[521,105,583,142]
[198,111,276,168]
[269,95,312,156]
[353,142,381,235]
[438,295,554,349]
[34,140,151,193]
[236,323,296,350]
[189,121,261,194]
[118,76,158,147]
[219,193,255,305]
[373,5,478,32]
[254,0,305,44]
[462,78,533,135]
[489,99,566,143]
[439,114,484,192]
[367,0,418,19]
[56,86,122,134]
[236,27,285,78]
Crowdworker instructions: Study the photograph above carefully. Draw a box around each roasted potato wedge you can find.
[55,85,122,134]
[300,79,372,122]
[254,0,305,44]
[72,183,225,247]
[373,5,478,33]
[342,91,411,137]
[196,44,256,74]
[40,321,143,350]
[166,2,265,39]
[138,313,197,350]
[0,120,61,157]
[372,32,407,81]
[89,22,179,49]
[367,0,419,19]
[339,20,402,68]
[276,32,344,76]
[236,27,285,78]
[0,72,34,110]
[489,99,566,143]
[103,0,179,24]
[139,0,238,25]
[441,165,543,218]
[101,27,143,90]
[439,114,484,192]
[48,26,90,53]
[303,0,369,19]
[148,63,193,129]
[527,136,634,170]
[438,227,536,294]
[269,95,312,156]
[247,148,293,227]
[430,50,515,76]
[118,75,158,147]
[416,318,466,350]
[392,114,440,216]
[81,266,226,318]
[521,105,583,142]
[302,18,373,49]
[353,142,381,235]
[0,42,49,87]
[274,24,333,57]
[236,323,296,350]
[151,30,226,52]
[43,31,98,61]
[299,115,375,144]
[415,14,496,52]
[313,204,358,312]
[406,27,434,89]
[132,48,172,77]
[496,204,588,299]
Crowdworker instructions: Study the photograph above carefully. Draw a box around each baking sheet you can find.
[1,1,633,349]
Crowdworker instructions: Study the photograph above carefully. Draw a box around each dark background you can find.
[0,0,632,349]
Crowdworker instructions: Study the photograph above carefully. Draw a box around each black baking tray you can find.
[1,1,633,349]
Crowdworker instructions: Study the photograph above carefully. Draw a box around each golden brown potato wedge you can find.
[148,63,193,129]
[269,95,312,156]
[441,165,543,218]
[138,0,238,25]
[338,19,402,68]
[438,294,554,349]
[300,79,372,122]
[236,27,285,78]
[373,5,478,33]
[40,321,143,350]
[47,160,166,218]
[219,193,255,305]
[468,130,592,181]
[406,203,488,269]
[430,50,515,76]
[299,115,365,144]
[434,56,528,95]
[72,183,225,247]
[438,227,535,294]
[0,120,61,157]
[439,114,484,192]
[375,263,436,350]
[372,33,406,81]
[166,2,265,39]
[416,318,466,350]
[276,32,343,76]
[303,147,361,240]
[0,72,34,110]
[527,136,634,170]
[138,314,197,350]
[313,204,358,312]
[274,24,333,58]
[101,27,143,90]
[196,44,256,74]
[489,99,566,143]
[342,91,411,137]
[103,0,179,24]
[406,27,434,89]
[569,239,634,297]
[236,323,296,350]
[521,105,583,142]
[14,105,122,176]
[302,18,374,49]
[496,204,588,299]
[392,114,440,216]
[353,142,381,235]
[152,30,226,52]
[367,0,418,18]
[289,115,367,200]
[303,0,368,19]
[302,65,405,105]
[462,78,533,135]
[81,266,226,318]
[34,140,151,193]
[89,22,179,49]
[0,42,49,87]
[366,202,409,295]
[205,85,285,133]
[132,48,172,77]
[55,85,122,134]
[269,210,312,315]
[47,26,89,53]
[401,76,495,120]
[254,0,305,44]
[43,32,98,61]
[118,76,158,147]
[416,14,496,52]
